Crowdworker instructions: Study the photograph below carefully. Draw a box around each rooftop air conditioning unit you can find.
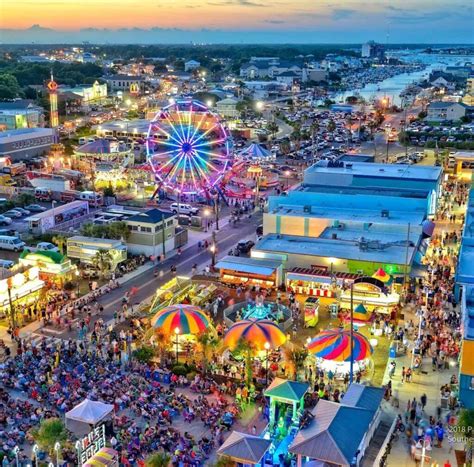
[303,205,311,213]
[346,163,353,169]
[331,233,338,240]
[381,209,389,218]
[359,240,369,251]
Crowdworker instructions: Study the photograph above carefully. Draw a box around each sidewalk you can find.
[383,305,462,467]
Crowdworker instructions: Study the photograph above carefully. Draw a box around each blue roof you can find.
[264,378,309,401]
[342,383,385,412]
[127,208,174,224]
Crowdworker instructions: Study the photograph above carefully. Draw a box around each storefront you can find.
[285,267,361,298]
[215,256,283,289]
[339,277,400,314]
[0,267,45,322]
[19,250,76,284]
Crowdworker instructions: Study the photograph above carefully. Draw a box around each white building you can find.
[184,60,201,72]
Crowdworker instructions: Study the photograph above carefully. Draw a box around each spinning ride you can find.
[146,99,233,198]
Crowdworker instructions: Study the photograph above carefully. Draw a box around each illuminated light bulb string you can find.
[146,99,233,198]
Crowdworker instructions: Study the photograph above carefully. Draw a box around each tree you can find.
[92,249,113,279]
[327,119,336,133]
[145,452,171,467]
[52,235,67,255]
[196,331,216,375]
[15,192,34,207]
[266,121,279,139]
[0,73,22,100]
[233,340,255,388]
[280,139,291,155]
[283,346,308,381]
[107,221,130,241]
[211,457,236,467]
[31,418,68,455]
[418,110,427,120]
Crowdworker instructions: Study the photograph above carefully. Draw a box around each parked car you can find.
[0,215,12,226]
[0,259,14,269]
[0,236,26,252]
[2,209,22,219]
[24,242,60,253]
[13,207,31,216]
[24,204,47,213]
[237,240,255,254]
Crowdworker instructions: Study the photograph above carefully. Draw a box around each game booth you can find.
[261,378,310,465]
[307,328,374,381]
[339,273,400,314]
[285,267,361,298]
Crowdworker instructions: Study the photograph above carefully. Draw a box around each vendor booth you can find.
[84,448,118,467]
[339,276,400,314]
[66,399,113,438]
[216,256,283,289]
[286,267,361,298]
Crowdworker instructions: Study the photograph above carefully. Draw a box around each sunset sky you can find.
[1,0,473,43]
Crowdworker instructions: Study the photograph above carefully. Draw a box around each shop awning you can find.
[216,256,281,277]
[288,267,361,281]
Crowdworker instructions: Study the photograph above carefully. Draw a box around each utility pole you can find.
[160,211,166,259]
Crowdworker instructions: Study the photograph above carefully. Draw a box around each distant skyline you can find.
[1,0,473,44]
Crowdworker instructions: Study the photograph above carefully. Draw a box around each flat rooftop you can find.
[254,233,416,265]
[0,128,54,143]
[297,184,430,199]
[269,204,426,226]
[320,224,420,244]
[305,161,442,182]
[68,236,124,246]
[457,188,474,283]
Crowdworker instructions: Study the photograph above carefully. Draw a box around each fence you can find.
[372,417,398,467]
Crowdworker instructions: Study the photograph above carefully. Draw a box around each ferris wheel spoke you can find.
[167,152,187,181]
[163,114,186,145]
[191,138,227,150]
[197,148,229,160]
[192,151,220,173]
[191,122,220,146]
[158,150,185,171]
[188,110,208,143]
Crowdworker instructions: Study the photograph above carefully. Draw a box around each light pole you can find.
[264,341,270,385]
[54,441,61,467]
[214,194,220,231]
[174,327,180,364]
[203,208,211,232]
[284,170,291,190]
[210,230,217,267]
[75,269,80,297]
[32,444,39,467]
[349,283,354,384]
[13,446,19,467]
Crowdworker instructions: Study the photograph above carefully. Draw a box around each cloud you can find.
[263,19,285,24]
[331,8,356,20]
[207,0,267,6]
[387,10,455,23]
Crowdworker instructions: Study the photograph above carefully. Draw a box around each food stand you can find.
[83,448,118,467]
[286,267,361,297]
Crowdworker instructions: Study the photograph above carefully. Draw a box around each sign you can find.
[77,424,106,465]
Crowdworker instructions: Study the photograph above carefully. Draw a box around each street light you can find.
[284,170,291,190]
[32,444,39,467]
[54,441,61,467]
[255,101,264,112]
[174,327,180,363]
[75,270,80,297]
[210,243,216,267]
[206,99,213,108]
[203,208,211,232]
[264,341,271,385]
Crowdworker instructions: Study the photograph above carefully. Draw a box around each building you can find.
[95,119,150,140]
[125,208,181,257]
[302,67,328,83]
[0,100,44,130]
[0,128,55,161]
[184,60,201,72]
[361,41,385,60]
[455,186,474,408]
[215,98,239,119]
[275,71,299,87]
[427,101,467,122]
[105,75,145,93]
[240,58,303,79]
[462,77,474,106]
[66,236,127,270]
[59,81,107,104]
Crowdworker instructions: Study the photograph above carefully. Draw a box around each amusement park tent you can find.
[66,399,113,430]
[217,431,271,465]
[240,143,272,160]
[289,399,375,467]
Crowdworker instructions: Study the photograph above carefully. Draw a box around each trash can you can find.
[389,342,397,358]
[152,370,161,382]
[163,373,171,384]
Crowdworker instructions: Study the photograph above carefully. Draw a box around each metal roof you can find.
[264,377,309,402]
[126,208,174,224]
[217,431,271,464]
[341,383,385,412]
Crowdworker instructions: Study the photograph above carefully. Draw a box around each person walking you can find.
[421,393,427,411]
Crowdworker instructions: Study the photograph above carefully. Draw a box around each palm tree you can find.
[52,235,67,255]
[196,330,216,375]
[233,340,255,388]
[327,119,336,133]
[283,346,308,381]
[92,249,113,279]
[107,221,130,241]
[145,452,171,467]
[457,408,474,462]
[80,222,98,237]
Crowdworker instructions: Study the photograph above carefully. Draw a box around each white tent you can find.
[66,399,113,429]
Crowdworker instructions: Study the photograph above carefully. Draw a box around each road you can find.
[39,210,263,340]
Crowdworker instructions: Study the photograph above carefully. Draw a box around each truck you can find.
[34,187,103,206]
[2,162,26,176]
[26,172,71,192]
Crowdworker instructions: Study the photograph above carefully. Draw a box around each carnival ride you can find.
[146,99,233,199]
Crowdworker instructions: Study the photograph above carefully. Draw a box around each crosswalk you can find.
[22,333,69,350]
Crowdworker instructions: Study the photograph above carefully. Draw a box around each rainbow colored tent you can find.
[372,268,392,284]
[353,303,369,321]
[150,304,210,335]
[224,319,287,352]
[307,329,373,362]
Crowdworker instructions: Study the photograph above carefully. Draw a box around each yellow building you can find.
[462,78,474,106]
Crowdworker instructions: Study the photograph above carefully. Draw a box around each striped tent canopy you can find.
[150,304,210,335]
[353,303,369,322]
[240,143,272,159]
[224,319,287,351]
[307,329,373,362]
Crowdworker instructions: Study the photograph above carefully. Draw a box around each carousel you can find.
[307,328,373,380]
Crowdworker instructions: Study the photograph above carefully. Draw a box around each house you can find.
[240,57,303,79]
[184,60,201,72]
[427,101,467,122]
[125,208,182,257]
[462,77,474,106]
[0,100,44,130]
[105,75,145,93]
[215,98,239,119]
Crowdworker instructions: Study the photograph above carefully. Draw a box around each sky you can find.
[1,0,473,43]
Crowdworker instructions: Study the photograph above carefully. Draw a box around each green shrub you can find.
[133,346,155,363]
[171,364,188,376]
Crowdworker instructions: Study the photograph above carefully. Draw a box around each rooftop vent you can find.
[345,163,353,169]
[331,233,338,240]
[379,168,385,172]
[381,209,390,218]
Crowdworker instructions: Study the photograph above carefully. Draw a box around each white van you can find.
[0,235,26,252]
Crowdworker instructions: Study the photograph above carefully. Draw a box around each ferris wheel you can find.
[146,99,233,198]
